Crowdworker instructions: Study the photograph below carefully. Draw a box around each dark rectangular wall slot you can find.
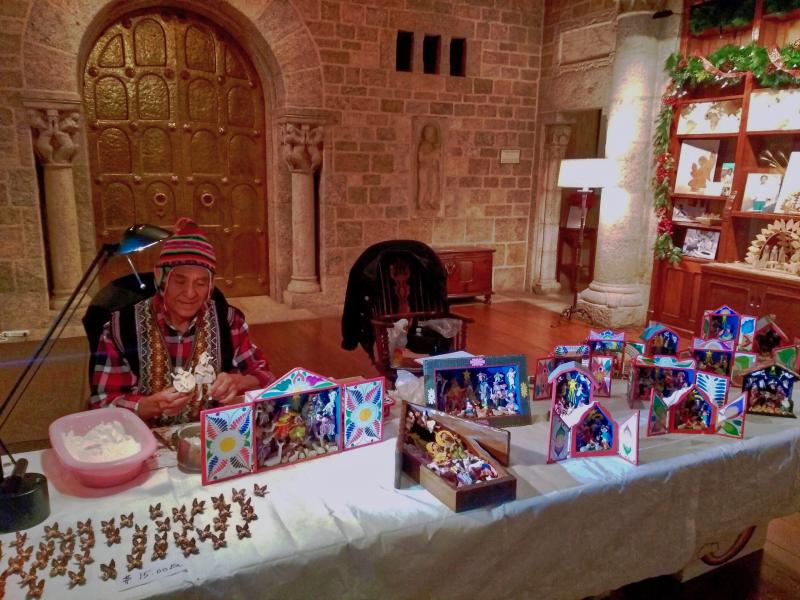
[396,30,414,72]
[423,35,441,74]
[449,38,466,76]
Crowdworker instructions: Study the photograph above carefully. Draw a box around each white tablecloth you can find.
[3,392,800,600]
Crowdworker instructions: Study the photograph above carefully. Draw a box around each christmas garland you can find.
[652,42,800,263]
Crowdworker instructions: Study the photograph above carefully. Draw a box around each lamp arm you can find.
[0,243,116,436]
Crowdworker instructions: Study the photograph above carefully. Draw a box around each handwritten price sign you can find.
[117,561,187,592]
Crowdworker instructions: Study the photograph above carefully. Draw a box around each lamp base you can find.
[0,473,50,533]
[553,303,594,326]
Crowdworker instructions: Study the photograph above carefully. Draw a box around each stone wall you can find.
[0,0,544,332]
[538,0,617,118]
[303,0,544,296]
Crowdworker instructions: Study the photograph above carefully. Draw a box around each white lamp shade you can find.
[557,158,614,190]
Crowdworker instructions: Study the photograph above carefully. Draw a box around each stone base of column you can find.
[283,289,327,309]
[533,279,562,295]
[576,281,646,327]
[286,277,321,294]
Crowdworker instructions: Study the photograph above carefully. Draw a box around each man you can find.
[91,218,275,424]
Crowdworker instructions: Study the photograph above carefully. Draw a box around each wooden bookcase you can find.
[648,0,800,340]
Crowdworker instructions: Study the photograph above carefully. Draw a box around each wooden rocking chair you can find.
[341,240,472,385]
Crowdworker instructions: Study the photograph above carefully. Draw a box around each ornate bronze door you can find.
[83,9,268,296]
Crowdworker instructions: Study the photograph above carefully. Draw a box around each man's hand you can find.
[210,373,242,405]
[137,388,193,420]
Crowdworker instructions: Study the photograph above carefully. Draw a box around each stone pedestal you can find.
[531,123,571,294]
[26,104,83,309]
[279,118,325,300]
[577,9,662,327]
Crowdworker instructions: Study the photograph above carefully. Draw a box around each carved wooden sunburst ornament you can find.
[744,219,800,275]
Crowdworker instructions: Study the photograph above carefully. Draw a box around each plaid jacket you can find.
[90,293,273,413]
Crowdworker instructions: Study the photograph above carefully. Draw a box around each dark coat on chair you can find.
[340,240,449,356]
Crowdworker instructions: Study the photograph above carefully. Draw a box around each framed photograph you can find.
[681,228,720,260]
[776,152,800,214]
[746,88,800,132]
[720,162,735,197]
[674,140,719,195]
[676,100,742,135]
[423,354,531,426]
[742,173,783,212]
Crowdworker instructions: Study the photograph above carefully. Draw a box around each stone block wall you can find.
[539,0,616,117]
[0,0,545,332]
[294,0,545,297]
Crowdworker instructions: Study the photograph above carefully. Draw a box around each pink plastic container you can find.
[48,407,157,488]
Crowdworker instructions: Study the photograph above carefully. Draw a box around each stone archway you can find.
[82,8,271,297]
[15,0,328,322]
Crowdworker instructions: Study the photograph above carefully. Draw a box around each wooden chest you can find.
[435,246,495,303]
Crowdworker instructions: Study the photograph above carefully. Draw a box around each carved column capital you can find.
[28,108,81,166]
[280,122,324,174]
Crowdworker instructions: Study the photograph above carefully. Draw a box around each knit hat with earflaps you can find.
[155,217,217,288]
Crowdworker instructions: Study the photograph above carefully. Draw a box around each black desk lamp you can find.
[0,224,169,533]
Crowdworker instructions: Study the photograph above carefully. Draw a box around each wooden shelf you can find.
[676,132,740,140]
[681,255,717,263]
[746,129,800,136]
[672,221,722,231]
[689,23,753,39]
[676,93,743,106]
[670,193,731,202]
[730,210,800,220]
[762,8,800,23]
[649,0,800,334]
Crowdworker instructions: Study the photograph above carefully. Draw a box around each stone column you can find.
[531,123,571,294]
[28,106,83,308]
[576,2,665,327]
[280,120,324,295]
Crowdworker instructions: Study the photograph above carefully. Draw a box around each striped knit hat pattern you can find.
[156,217,217,278]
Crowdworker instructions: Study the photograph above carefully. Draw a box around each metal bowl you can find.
[175,424,202,473]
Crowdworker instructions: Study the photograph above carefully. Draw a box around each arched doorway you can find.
[82,8,269,297]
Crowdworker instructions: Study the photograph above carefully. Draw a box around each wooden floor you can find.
[248,299,800,600]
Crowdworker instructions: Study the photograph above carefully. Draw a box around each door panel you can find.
[84,9,268,296]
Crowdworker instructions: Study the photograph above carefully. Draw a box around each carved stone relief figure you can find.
[415,121,443,214]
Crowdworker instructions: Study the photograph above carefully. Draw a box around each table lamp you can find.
[556,158,613,322]
[0,224,170,533]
